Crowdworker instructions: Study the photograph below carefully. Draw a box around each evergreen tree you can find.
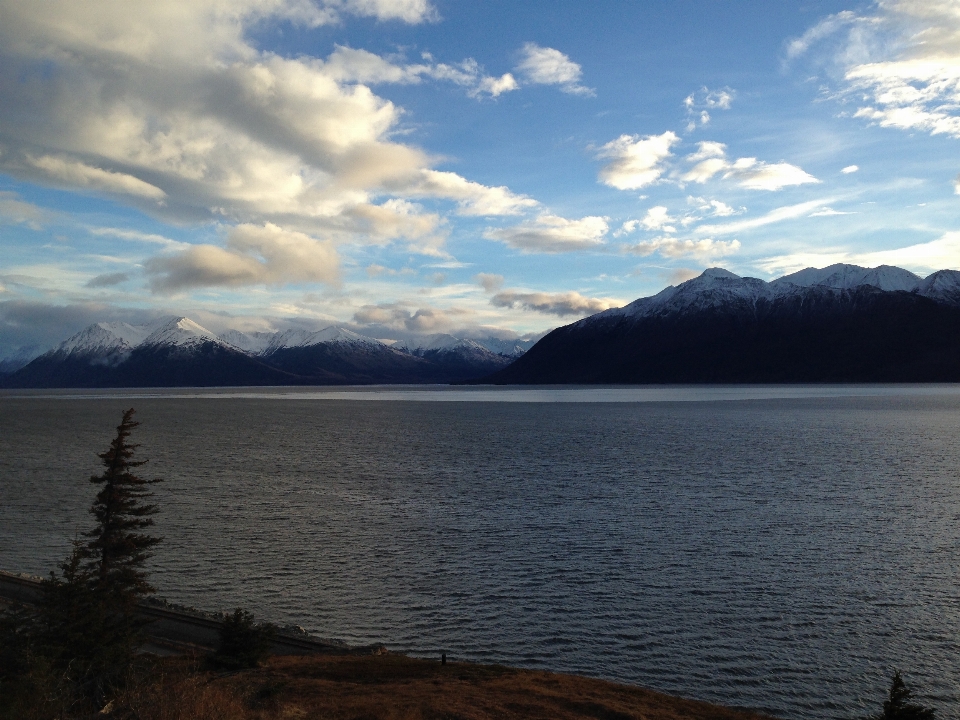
[41,408,161,699]
[865,670,936,720]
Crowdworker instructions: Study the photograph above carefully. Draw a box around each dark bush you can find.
[212,608,276,670]
[864,670,935,720]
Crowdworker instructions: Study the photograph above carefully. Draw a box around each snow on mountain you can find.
[917,269,960,303]
[596,264,960,324]
[396,334,486,353]
[218,329,276,355]
[55,320,159,356]
[472,337,536,357]
[772,263,921,292]
[140,317,223,349]
[0,344,44,373]
[303,326,383,348]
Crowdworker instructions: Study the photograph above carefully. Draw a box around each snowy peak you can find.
[304,326,383,348]
[773,263,921,292]
[397,333,485,353]
[218,329,276,355]
[597,263,960,323]
[55,320,160,356]
[141,317,222,349]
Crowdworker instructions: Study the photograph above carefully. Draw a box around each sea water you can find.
[1,385,959,719]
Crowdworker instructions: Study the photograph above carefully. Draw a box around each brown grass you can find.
[107,653,775,720]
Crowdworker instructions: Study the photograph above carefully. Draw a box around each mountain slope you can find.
[481,265,960,384]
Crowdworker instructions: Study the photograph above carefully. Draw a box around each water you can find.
[1,386,959,719]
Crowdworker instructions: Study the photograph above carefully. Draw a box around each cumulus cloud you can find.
[687,196,740,218]
[794,2,960,139]
[491,289,620,316]
[484,214,608,253]
[597,131,679,190]
[144,223,338,292]
[395,170,537,215]
[471,73,519,98]
[625,236,741,260]
[515,43,593,95]
[476,273,504,292]
[681,142,819,190]
[0,0,534,286]
[841,165,859,174]
[640,206,677,232]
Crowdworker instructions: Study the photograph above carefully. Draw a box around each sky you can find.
[2,0,960,356]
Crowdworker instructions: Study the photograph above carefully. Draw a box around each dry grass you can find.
[113,653,775,720]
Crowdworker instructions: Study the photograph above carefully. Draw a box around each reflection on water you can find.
[1,388,959,719]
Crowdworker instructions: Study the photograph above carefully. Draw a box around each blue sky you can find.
[2,0,960,355]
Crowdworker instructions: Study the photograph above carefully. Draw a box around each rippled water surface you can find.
[2,386,959,719]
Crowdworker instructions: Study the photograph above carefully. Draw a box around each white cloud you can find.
[798,2,960,139]
[396,170,537,215]
[0,0,536,285]
[625,236,741,260]
[808,207,856,216]
[597,131,679,190]
[955,173,960,195]
[353,302,470,332]
[88,227,188,250]
[841,165,859,174]
[471,73,519,98]
[491,289,620,316]
[680,142,819,191]
[683,87,735,129]
[515,43,593,96]
[697,199,831,236]
[640,206,676,232]
[757,231,960,277]
[484,214,608,253]
[144,222,338,292]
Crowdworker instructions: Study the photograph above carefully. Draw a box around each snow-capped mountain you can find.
[596,264,960,323]
[483,263,960,384]
[4,318,527,387]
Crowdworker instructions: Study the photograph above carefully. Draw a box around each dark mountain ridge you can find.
[480,264,960,384]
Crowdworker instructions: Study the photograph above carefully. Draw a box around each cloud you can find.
[955,173,960,195]
[841,165,859,174]
[395,170,537,215]
[798,2,960,139]
[597,131,679,190]
[515,43,593,95]
[144,222,338,292]
[683,87,735,129]
[640,206,676,232]
[0,0,532,277]
[476,273,504,292]
[491,289,621,316]
[85,272,130,288]
[484,214,608,253]
[471,73,519,98]
[0,191,45,228]
[88,227,188,250]
[687,196,740,218]
[697,199,830,236]
[681,142,819,191]
[353,302,469,332]
[756,231,960,277]
[625,236,741,260]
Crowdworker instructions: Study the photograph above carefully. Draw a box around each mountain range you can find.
[480,263,960,384]
[1,318,531,388]
[8,262,960,388]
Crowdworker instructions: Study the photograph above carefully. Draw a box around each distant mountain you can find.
[2,318,529,387]
[395,334,515,380]
[480,263,960,384]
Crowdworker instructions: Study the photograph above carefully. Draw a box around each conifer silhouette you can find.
[865,670,935,720]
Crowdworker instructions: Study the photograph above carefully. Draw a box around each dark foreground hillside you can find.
[10,653,770,720]
[483,286,960,384]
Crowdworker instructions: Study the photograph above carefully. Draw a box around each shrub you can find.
[212,608,276,670]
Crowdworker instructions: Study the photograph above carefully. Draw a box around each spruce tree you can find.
[865,670,936,720]
[40,408,162,698]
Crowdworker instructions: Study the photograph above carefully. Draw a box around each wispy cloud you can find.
[697,199,831,236]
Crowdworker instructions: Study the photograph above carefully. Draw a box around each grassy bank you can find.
[2,651,774,720]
